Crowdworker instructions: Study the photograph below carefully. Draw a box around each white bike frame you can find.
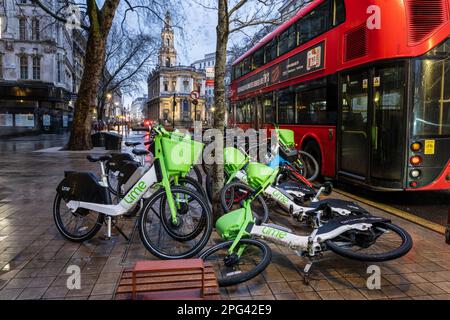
[66,165,158,217]
[233,169,348,220]
[249,222,373,256]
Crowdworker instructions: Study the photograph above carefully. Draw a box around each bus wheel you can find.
[303,140,322,179]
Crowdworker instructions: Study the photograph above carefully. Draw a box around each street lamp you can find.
[172,93,176,130]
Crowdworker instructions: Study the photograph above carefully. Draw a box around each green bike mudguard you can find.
[245,162,275,190]
[216,208,248,240]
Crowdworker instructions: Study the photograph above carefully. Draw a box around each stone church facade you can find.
[147,12,206,127]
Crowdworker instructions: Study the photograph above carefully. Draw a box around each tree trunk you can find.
[212,0,230,221]
[66,0,120,150]
[67,31,106,150]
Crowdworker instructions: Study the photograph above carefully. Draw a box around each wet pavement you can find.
[0,133,448,300]
[337,184,449,226]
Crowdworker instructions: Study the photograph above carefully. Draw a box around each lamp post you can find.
[172,93,176,130]
[106,93,112,131]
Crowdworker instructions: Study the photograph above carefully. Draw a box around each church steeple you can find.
[159,11,177,68]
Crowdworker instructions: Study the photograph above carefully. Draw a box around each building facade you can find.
[192,53,215,124]
[0,0,82,136]
[147,12,206,127]
[130,95,147,123]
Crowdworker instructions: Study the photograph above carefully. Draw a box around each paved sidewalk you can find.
[0,142,449,300]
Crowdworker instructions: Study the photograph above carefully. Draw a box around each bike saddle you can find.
[132,149,150,156]
[86,155,112,163]
[125,142,141,147]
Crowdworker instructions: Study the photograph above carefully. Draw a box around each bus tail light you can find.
[411,142,422,152]
[410,155,422,166]
[410,169,421,179]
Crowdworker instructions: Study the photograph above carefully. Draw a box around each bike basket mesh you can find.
[245,162,275,189]
[223,147,247,172]
[161,135,203,175]
[278,129,295,148]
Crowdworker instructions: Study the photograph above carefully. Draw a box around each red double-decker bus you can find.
[229,0,450,191]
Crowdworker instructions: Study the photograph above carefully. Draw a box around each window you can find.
[264,39,277,64]
[163,81,168,92]
[19,17,26,40]
[278,88,295,124]
[0,54,3,79]
[263,94,275,124]
[32,56,40,80]
[236,101,252,124]
[234,62,243,79]
[331,0,346,26]
[56,24,60,44]
[163,109,169,121]
[166,57,171,67]
[242,57,251,75]
[57,54,62,83]
[253,48,265,69]
[183,80,189,92]
[295,87,331,124]
[0,16,3,39]
[19,55,28,79]
[299,1,330,44]
[172,81,176,91]
[32,18,40,40]
[278,24,297,56]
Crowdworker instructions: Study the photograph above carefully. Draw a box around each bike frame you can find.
[224,196,375,258]
[67,126,197,226]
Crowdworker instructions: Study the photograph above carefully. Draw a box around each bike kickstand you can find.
[114,224,130,242]
[303,261,314,285]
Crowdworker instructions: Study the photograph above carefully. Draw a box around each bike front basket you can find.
[278,129,295,148]
[161,134,203,175]
[245,162,275,189]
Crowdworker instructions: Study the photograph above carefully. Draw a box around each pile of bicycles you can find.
[53,124,413,287]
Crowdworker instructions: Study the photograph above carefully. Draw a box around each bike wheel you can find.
[53,194,104,242]
[161,177,208,241]
[297,150,319,181]
[139,187,212,259]
[173,176,207,202]
[189,165,203,186]
[200,239,272,287]
[220,182,269,224]
[326,222,413,262]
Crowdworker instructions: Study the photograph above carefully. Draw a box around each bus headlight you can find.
[410,155,423,166]
[410,169,421,179]
[411,142,422,152]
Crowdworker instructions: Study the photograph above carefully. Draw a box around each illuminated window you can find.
[20,55,28,79]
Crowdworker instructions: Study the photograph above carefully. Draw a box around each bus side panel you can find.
[281,125,336,178]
